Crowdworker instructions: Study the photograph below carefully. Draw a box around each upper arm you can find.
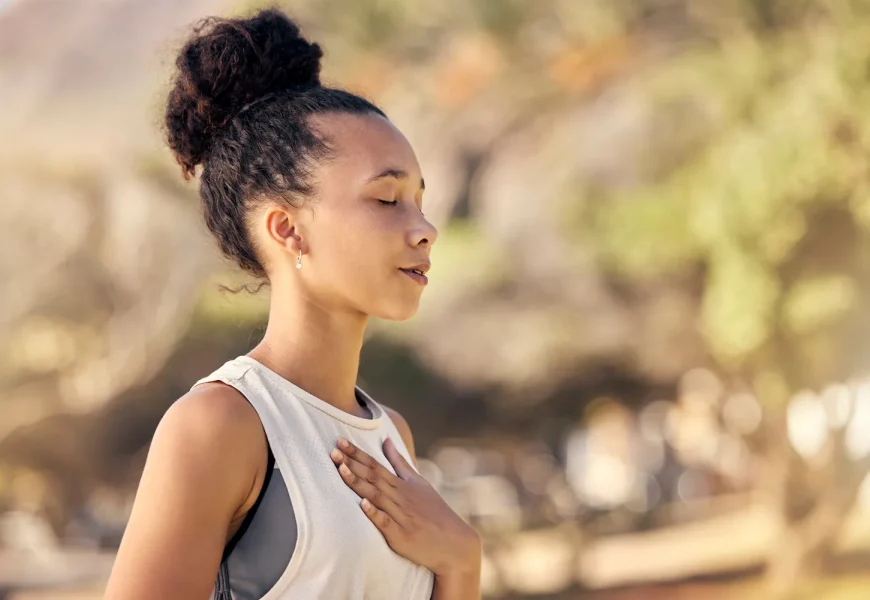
[382,405,417,467]
[104,384,267,600]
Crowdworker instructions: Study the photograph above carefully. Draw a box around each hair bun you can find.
[165,9,323,176]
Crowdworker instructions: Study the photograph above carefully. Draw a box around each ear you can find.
[263,205,303,253]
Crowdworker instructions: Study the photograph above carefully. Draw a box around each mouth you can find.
[398,266,429,286]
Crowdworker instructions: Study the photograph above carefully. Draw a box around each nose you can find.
[408,211,438,249]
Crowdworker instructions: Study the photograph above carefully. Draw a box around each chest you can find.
[274,428,413,572]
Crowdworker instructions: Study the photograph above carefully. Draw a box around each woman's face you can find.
[258,112,437,322]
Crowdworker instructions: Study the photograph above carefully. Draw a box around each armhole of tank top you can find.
[192,363,275,561]
[220,434,275,563]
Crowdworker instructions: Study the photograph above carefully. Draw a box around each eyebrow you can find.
[367,168,425,191]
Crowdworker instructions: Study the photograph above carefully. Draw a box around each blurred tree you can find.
[587,2,870,595]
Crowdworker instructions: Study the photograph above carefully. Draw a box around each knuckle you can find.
[366,469,378,485]
[370,487,382,504]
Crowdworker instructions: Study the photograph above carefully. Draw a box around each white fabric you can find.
[193,355,435,600]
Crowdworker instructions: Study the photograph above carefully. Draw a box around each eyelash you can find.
[378,198,425,216]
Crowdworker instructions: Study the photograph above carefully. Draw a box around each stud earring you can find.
[296,250,303,270]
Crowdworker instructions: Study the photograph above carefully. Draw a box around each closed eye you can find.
[378,199,399,206]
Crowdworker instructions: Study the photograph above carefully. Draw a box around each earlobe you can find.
[264,206,307,268]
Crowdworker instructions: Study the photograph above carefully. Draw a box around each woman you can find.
[104,8,481,600]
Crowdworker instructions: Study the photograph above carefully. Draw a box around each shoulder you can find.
[103,383,267,598]
[153,382,268,511]
[164,382,264,452]
[381,404,417,465]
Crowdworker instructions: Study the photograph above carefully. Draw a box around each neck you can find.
[248,277,369,418]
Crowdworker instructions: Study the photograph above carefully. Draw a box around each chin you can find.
[372,300,421,322]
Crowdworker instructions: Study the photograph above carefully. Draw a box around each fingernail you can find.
[338,438,350,449]
[339,464,351,476]
[361,498,371,510]
[330,449,342,461]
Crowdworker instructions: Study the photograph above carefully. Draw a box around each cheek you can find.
[309,211,422,319]
[313,208,391,283]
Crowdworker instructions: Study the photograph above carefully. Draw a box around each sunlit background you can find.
[5,0,870,598]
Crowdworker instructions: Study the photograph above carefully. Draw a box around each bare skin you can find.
[104,112,481,599]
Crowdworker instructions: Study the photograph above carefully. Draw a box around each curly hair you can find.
[165,8,387,277]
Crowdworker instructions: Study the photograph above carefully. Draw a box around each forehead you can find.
[310,112,420,179]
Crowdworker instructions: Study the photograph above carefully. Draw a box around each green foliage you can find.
[784,274,856,334]
[702,244,780,363]
[589,13,870,381]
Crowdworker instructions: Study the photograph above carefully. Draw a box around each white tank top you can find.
[192,355,435,599]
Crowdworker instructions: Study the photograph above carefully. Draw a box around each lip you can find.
[398,264,430,286]
[401,262,431,274]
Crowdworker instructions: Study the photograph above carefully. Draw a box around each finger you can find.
[383,437,416,480]
[331,448,400,500]
[336,461,406,521]
[360,497,402,539]
[336,438,400,486]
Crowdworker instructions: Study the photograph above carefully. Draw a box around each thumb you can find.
[383,437,415,480]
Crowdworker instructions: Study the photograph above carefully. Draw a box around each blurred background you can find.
[5,0,870,598]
